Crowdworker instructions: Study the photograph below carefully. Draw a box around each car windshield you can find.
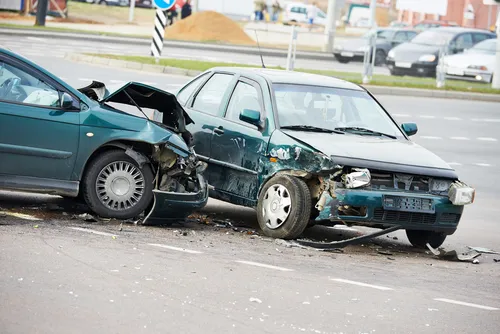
[410,30,455,45]
[468,39,496,54]
[273,84,404,138]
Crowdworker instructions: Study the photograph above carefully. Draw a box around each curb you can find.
[65,53,500,102]
[0,27,332,61]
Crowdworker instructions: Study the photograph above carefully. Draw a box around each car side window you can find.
[177,73,208,106]
[454,33,473,50]
[406,31,417,40]
[225,81,261,125]
[0,60,60,108]
[192,73,233,115]
[393,31,407,43]
[472,33,491,44]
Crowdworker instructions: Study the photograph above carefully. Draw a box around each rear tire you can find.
[82,150,154,219]
[374,50,386,66]
[257,175,311,239]
[335,55,350,64]
[406,230,447,249]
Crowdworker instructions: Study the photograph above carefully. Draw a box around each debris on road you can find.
[249,297,262,304]
[72,213,98,222]
[466,246,499,255]
[377,250,393,256]
[494,259,500,263]
[46,203,64,211]
[426,243,481,262]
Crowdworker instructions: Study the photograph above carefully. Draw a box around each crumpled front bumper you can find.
[144,174,209,224]
[315,188,464,235]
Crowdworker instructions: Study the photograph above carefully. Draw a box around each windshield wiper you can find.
[280,125,344,134]
[334,127,397,139]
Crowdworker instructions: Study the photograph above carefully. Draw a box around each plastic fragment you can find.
[249,297,262,304]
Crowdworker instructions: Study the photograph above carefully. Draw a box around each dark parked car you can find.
[172,67,475,248]
[386,27,496,77]
[0,48,208,223]
[333,28,418,66]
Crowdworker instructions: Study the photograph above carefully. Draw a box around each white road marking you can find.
[141,81,158,86]
[450,137,470,140]
[330,278,393,291]
[471,118,500,122]
[26,37,47,42]
[474,163,491,167]
[434,298,499,311]
[443,117,462,121]
[69,227,117,237]
[148,243,203,254]
[447,162,463,166]
[391,113,411,117]
[235,260,294,272]
[477,137,497,142]
[78,78,94,82]
[0,211,42,221]
[419,115,436,119]
[419,136,442,140]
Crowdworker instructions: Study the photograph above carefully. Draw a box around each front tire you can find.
[257,175,311,239]
[406,230,447,249]
[335,55,350,64]
[82,150,154,219]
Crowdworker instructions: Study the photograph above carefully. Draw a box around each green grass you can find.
[89,54,500,94]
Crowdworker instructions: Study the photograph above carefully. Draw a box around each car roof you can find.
[209,67,364,91]
[427,26,494,34]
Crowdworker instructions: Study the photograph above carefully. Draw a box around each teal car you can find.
[174,67,475,248]
[0,48,208,222]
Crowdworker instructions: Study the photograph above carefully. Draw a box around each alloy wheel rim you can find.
[95,161,145,211]
[262,184,292,229]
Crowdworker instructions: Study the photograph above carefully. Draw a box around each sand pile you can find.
[165,11,255,45]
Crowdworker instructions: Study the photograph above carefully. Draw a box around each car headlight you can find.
[448,181,475,206]
[388,50,395,58]
[430,179,452,192]
[419,54,436,62]
[468,65,488,71]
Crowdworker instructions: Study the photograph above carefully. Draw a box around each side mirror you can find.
[239,109,261,127]
[61,92,75,110]
[401,123,418,136]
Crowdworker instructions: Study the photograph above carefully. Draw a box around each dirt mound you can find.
[165,11,255,45]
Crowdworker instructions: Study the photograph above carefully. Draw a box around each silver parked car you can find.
[443,38,497,83]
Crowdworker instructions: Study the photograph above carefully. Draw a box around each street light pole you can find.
[369,0,377,28]
[129,0,136,22]
[35,0,48,26]
[322,0,337,52]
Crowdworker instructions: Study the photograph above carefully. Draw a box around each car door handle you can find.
[213,126,224,135]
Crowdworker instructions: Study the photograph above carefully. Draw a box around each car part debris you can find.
[426,243,481,262]
[343,168,371,189]
[494,259,500,263]
[295,226,401,249]
[377,250,393,256]
[466,246,499,254]
[249,297,262,304]
[73,213,98,223]
[448,181,475,205]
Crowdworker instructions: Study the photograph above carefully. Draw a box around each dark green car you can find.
[0,48,208,222]
[173,67,475,248]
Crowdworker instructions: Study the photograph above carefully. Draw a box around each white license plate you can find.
[395,62,412,68]
[341,52,354,57]
[447,68,465,76]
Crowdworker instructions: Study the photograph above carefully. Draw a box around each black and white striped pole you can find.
[150,0,176,61]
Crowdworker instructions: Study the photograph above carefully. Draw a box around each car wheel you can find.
[374,50,386,66]
[98,0,107,5]
[406,230,447,249]
[257,175,312,239]
[82,150,154,219]
[335,56,350,64]
[390,69,402,76]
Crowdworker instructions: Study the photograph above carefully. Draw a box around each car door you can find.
[391,31,408,48]
[209,77,270,204]
[0,53,80,181]
[182,72,237,183]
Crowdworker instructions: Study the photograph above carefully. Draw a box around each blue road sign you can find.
[153,0,176,10]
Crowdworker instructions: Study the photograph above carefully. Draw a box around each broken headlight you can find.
[344,168,371,189]
[430,179,452,192]
[448,181,475,206]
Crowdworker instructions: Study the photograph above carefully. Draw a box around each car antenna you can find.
[254,30,266,68]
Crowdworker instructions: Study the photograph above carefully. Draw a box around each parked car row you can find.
[0,47,476,248]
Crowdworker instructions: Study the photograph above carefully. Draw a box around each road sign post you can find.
[150,0,176,61]
[362,33,376,84]
[286,25,298,71]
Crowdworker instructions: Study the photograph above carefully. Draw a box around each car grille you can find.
[373,208,461,225]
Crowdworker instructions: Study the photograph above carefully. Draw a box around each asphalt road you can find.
[1,41,500,334]
[0,32,390,75]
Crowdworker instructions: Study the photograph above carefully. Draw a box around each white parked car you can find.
[443,38,497,83]
[282,2,327,26]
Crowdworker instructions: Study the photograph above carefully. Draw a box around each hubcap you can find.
[262,184,292,229]
[95,161,145,211]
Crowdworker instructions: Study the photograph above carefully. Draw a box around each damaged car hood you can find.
[281,130,457,178]
[78,81,193,132]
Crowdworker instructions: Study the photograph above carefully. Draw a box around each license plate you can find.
[446,67,464,76]
[395,62,412,68]
[383,195,435,213]
[341,52,354,57]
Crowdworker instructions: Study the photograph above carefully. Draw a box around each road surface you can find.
[1,38,499,334]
